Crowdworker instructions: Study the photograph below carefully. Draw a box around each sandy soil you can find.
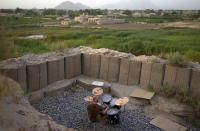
[79,23,160,30]
[161,21,200,29]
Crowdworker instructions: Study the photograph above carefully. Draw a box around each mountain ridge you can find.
[55,1,90,10]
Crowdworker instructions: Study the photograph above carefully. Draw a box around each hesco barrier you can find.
[164,65,191,89]
[65,54,81,79]
[190,69,200,97]
[108,56,120,82]
[83,54,91,76]
[74,54,82,76]
[128,60,142,86]
[27,62,47,92]
[0,53,199,98]
[149,63,165,91]
[0,66,27,92]
[140,62,152,89]
[99,55,109,81]
[119,58,130,85]
[90,54,101,78]
[47,58,64,85]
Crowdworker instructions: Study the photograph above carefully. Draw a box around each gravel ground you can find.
[32,87,162,131]
[32,87,198,131]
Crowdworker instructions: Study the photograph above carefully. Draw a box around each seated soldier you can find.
[87,96,109,122]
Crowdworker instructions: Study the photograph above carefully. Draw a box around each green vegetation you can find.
[166,52,189,67]
[14,39,49,54]
[71,80,78,93]
[0,38,18,60]
[151,58,161,63]
[1,26,200,62]
[0,16,58,26]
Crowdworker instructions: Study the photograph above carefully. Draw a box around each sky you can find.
[0,0,200,9]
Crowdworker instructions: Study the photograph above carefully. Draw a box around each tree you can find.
[123,10,132,16]
[198,10,200,18]
[0,9,14,14]
[68,10,80,18]
[145,9,154,14]
[157,9,163,16]
[42,9,56,16]
[84,9,103,15]
[24,9,38,16]
[15,8,24,14]
[56,10,67,16]
[172,11,177,16]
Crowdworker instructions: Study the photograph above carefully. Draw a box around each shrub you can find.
[158,84,176,98]
[186,50,200,62]
[14,39,49,54]
[0,39,17,60]
[166,52,189,67]
[151,57,161,63]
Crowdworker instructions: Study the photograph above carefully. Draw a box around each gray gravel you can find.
[32,87,196,131]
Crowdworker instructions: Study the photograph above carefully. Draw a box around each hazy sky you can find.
[0,0,200,9]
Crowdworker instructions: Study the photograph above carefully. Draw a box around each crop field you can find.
[0,25,200,62]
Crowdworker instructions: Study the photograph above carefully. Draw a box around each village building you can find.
[57,15,69,20]
[88,18,99,23]
[74,14,88,23]
[0,13,9,16]
[132,12,142,17]
[61,21,69,25]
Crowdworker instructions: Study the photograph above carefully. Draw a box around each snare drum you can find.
[102,94,112,105]
[110,98,121,109]
[107,108,120,124]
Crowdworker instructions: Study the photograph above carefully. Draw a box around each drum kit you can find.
[84,87,129,125]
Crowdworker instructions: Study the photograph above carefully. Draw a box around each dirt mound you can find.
[145,96,193,123]
[0,46,199,69]
[0,75,75,131]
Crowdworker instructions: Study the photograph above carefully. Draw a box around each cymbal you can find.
[84,96,93,102]
[115,97,129,106]
[92,87,103,96]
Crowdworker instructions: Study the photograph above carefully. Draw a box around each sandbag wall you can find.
[82,53,200,98]
[0,54,82,93]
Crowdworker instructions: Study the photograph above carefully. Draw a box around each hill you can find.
[55,1,90,10]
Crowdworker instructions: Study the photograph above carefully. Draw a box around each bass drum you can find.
[107,108,121,125]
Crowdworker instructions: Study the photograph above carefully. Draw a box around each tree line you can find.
[0,8,108,18]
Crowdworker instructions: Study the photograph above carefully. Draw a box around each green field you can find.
[0,16,58,26]
[0,26,200,62]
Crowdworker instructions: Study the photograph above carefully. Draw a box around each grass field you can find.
[0,16,58,26]
[0,26,200,62]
